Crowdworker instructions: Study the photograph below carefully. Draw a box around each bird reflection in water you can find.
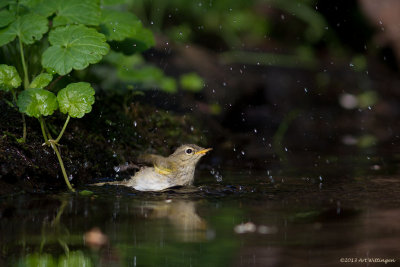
[146,199,211,242]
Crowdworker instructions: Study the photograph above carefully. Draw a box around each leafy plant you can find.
[180,72,204,92]
[0,0,155,191]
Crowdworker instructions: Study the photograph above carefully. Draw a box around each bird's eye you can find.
[185,148,193,154]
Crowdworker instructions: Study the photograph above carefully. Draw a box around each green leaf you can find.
[100,9,142,41]
[51,0,101,27]
[0,9,14,27]
[0,0,13,9]
[131,26,155,50]
[22,0,101,26]
[160,77,177,93]
[101,0,127,5]
[15,13,48,44]
[59,251,93,267]
[0,27,15,46]
[42,25,110,75]
[180,73,204,92]
[79,189,94,196]
[29,73,53,89]
[21,253,56,267]
[57,82,95,118]
[118,65,163,84]
[109,26,155,54]
[0,13,48,46]
[0,64,22,91]
[17,88,58,118]
[20,0,57,17]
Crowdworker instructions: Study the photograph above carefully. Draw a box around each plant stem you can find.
[52,145,75,192]
[46,75,64,91]
[39,117,75,192]
[21,113,26,142]
[18,37,29,89]
[39,117,49,144]
[16,37,29,142]
[55,115,70,143]
[12,89,26,142]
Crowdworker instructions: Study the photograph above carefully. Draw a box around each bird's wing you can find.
[138,154,176,175]
[154,158,177,175]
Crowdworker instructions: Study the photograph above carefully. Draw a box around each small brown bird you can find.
[93,144,212,191]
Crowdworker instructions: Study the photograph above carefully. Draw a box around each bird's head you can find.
[169,144,212,167]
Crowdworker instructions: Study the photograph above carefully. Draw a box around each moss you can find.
[0,92,208,192]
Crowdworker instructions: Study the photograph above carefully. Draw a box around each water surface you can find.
[1,168,400,266]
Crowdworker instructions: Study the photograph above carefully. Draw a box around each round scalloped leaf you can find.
[0,1,12,9]
[17,88,58,118]
[29,73,53,89]
[0,64,22,91]
[100,9,142,41]
[19,0,56,17]
[0,26,15,46]
[57,82,95,118]
[42,25,110,75]
[21,0,100,26]
[0,13,48,46]
[0,10,14,27]
[51,0,101,27]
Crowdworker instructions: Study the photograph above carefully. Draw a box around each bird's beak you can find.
[195,148,213,155]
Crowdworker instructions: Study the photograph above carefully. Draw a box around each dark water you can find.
[1,167,400,266]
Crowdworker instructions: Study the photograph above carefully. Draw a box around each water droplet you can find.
[269,176,274,183]
[241,151,245,155]
[253,128,257,133]
[210,168,223,182]
[222,82,227,86]
[304,87,308,93]
[190,126,194,131]
[150,21,154,25]
[284,147,288,152]
[134,121,137,127]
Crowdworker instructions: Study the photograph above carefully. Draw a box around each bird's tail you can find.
[90,180,127,186]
